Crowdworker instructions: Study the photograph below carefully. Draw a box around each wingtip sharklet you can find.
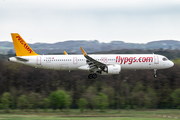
[64,51,68,55]
[80,47,87,56]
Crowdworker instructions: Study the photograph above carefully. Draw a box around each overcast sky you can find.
[1,0,180,43]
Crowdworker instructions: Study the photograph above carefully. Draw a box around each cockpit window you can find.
[162,57,168,61]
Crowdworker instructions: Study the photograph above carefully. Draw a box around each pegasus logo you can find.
[16,36,33,53]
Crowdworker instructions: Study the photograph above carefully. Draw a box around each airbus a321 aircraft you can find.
[8,33,174,79]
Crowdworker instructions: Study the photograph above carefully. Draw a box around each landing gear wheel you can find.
[88,74,93,79]
[92,73,97,79]
[154,74,158,78]
[153,69,157,78]
[88,73,98,79]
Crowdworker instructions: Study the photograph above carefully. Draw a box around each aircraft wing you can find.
[80,47,106,70]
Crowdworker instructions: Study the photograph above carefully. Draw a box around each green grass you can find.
[0,116,172,120]
[0,109,179,120]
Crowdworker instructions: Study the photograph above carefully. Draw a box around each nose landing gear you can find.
[154,69,158,78]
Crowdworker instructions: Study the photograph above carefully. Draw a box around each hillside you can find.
[0,40,180,54]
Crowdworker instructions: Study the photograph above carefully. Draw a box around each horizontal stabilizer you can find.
[15,57,29,62]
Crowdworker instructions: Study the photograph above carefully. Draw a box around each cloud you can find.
[1,0,180,43]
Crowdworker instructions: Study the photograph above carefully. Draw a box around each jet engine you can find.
[101,64,121,75]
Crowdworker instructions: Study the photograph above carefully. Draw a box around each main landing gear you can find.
[88,73,97,79]
[154,69,158,78]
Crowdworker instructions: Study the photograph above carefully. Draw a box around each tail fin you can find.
[11,33,38,56]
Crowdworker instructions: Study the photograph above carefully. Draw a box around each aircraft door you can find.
[154,56,159,64]
[73,57,77,64]
[37,56,41,65]
[154,55,159,69]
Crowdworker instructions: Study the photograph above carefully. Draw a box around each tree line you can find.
[0,89,110,113]
[0,49,180,112]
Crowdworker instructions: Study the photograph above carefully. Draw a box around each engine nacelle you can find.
[101,64,121,75]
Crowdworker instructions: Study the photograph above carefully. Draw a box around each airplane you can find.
[8,33,174,79]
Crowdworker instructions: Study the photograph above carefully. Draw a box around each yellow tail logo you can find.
[11,33,39,56]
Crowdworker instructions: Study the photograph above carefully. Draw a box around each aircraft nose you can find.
[169,61,174,67]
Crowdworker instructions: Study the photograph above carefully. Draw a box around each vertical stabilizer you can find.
[11,33,38,56]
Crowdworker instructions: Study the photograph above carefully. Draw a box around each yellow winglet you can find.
[64,51,68,55]
[11,33,39,57]
[80,47,87,56]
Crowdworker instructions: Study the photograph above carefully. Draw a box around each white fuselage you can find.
[9,54,174,72]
